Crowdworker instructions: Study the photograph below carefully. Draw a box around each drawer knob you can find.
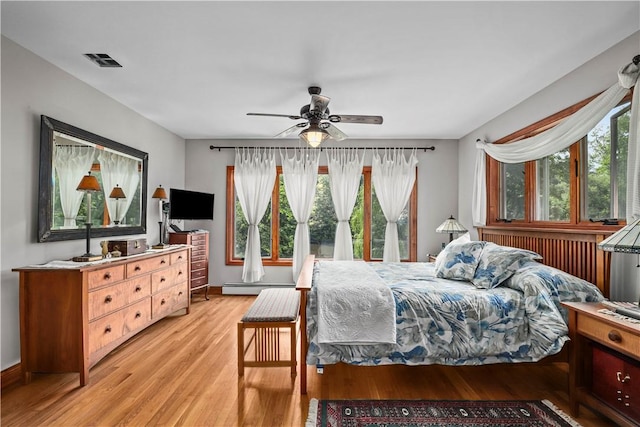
[161,298,166,305]
[608,330,622,343]
[161,259,166,264]
[178,271,183,275]
[178,255,183,260]
[134,266,141,271]
[104,295,112,303]
[135,286,142,292]
[105,325,112,334]
[135,311,141,318]
[179,291,183,296]
[104,273,111,280]
[617,372,631,383]
[160,277,166,282]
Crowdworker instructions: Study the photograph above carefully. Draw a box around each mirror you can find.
[38,115,148,242]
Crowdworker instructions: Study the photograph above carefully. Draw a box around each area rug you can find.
[305,399,582,427]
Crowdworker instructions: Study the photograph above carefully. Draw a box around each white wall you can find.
[0,36,187,370]
[184,139,459,286]
[457,31,640,302]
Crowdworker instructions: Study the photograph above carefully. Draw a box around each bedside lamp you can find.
[436,215,468,244]
[152,185,169,249]
[109,185,126,225]
[599,218,640,305]
[73,171,102,262]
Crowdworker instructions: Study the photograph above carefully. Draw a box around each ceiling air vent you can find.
[83,53,122,68]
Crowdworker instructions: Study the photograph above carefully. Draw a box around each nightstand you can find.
[427,253,439,263]
[563,302,640,427]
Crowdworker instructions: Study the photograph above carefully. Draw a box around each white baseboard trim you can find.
[222,282,294,295]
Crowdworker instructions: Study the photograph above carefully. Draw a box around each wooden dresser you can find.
[563,302,640,427]
[13,246,190,386]
[168,230,209,299]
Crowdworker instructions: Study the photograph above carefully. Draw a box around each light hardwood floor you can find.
[2,293,616,426]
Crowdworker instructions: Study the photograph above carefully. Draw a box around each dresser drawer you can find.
[170,250,188,265]
[191,276,208,288]
[88,276,151,320]
[88,298,151,354]
[190,233,207,245]
[191,259,207,271]
[151,264,188,293]
[191,248,207,260]
[191,268,207,280]
[87,265,125,290]
[126,255,171,278]
[578,315,640,357]
[152,283,189,319]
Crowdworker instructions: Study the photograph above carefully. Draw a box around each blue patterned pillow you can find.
[435,240,486,281]
[471,242,542,289]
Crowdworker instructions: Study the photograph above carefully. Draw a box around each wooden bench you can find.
[237,288,300,376]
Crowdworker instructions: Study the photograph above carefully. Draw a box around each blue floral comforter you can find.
[306,261,604,366]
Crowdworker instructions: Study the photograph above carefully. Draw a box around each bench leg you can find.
[237,322,244,376]
[290,322,296,376]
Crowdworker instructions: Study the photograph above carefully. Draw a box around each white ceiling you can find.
[2,1,639,141]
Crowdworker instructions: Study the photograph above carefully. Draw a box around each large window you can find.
[226,166,416,265]
[489,95,631,228]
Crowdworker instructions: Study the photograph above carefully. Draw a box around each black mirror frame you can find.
[38,115,148,242]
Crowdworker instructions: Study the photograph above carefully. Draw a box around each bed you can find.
[295,238,606,394]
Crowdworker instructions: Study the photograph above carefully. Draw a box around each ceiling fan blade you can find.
[274,122,308,138]
[247,112,302,120]
[310,95,330,114]
[329,114,383,125]
[324,123,348,141]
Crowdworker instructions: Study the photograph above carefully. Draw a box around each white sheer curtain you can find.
[372,148,418,262]
[473,60,640,225]
[53,145,95,228]
[280,148,319,280]
[326,148,364,261]
[235,148,276,283]
[98,152,140,225]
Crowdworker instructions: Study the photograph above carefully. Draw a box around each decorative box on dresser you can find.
[168,230,210,299]
[563,302,640,427]
[13,246,190,386]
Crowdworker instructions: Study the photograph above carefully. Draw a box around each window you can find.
[488,94,632,229]
[226,165,416,265]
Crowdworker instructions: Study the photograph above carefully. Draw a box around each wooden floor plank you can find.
[2,294,615,426]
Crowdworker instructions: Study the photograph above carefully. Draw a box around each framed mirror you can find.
[38,115,148,242]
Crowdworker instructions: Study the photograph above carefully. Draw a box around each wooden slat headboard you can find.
[478,227,612,298]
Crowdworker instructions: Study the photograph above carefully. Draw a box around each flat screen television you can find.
[169,188,214,220]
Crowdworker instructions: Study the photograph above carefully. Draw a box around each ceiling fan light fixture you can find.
[299,124,330,148]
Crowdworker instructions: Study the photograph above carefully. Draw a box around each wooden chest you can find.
[108,238,147,256]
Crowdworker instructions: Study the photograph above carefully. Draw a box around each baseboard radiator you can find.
[478,227,612,298]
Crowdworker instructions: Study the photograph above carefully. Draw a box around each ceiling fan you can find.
[247,86,383,147]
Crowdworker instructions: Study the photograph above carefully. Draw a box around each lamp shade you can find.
[436,215,468,235]
[152,185,167,199]
[109,185,126,199]
[76,172,100,192]
[599,218,640,253]
[299,123,330,148]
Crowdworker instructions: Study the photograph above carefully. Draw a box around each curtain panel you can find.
[372,148,418,262]
[280,148,320,280]
[98,152,140,225]
[53,145,95,228]
[473,60,640,226]
[326,148,364,261]
[234,148,276,283]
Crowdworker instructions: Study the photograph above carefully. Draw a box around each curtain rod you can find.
[209,145,436,152]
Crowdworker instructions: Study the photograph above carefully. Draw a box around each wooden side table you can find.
[563,302,640,427]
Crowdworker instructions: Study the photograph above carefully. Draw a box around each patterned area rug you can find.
[305,399,582,427]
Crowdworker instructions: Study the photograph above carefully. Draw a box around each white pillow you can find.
[434,232,471,266]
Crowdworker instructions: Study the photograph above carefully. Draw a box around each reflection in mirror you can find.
[38,116,148,242]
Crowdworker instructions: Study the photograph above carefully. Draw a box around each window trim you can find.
[486,91,631,231]
[226,165,417,266]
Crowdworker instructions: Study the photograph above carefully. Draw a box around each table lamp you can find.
[436,215,468,245]
[152,185,169,249]
[73,171,102,262]
[109,184,126,225]
[599,217,640,305]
